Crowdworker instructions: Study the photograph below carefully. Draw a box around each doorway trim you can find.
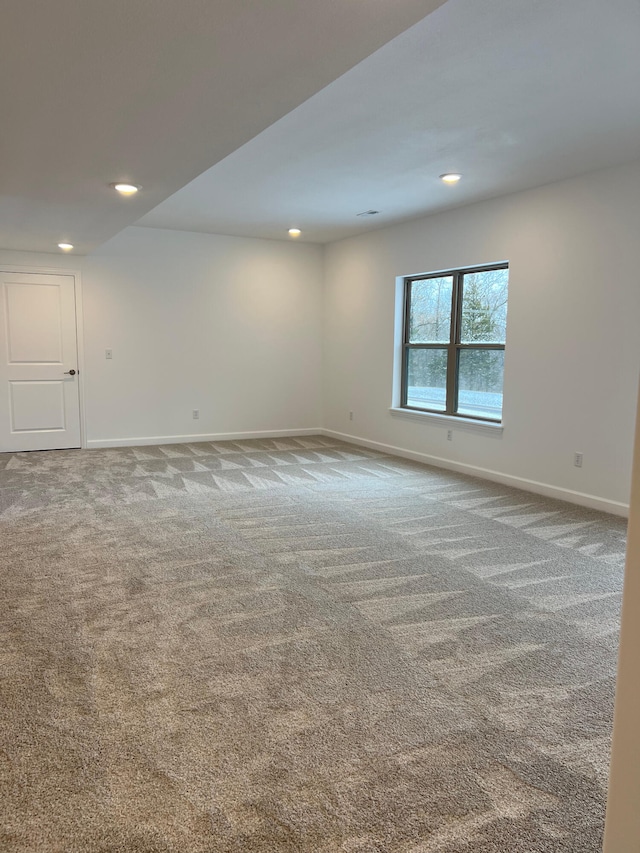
[0,264,86,450]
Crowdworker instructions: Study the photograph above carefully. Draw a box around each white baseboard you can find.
[86,427,323,450]
[322,428,629,518]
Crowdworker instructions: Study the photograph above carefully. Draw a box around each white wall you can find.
[0,249,76,270]
[80,227,323,445]
[323,161,640,512]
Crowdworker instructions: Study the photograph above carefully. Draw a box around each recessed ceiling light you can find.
[57,242,74,251]
[288,228,301,237]
[357,210,380,217]
[440,173,462,184]
[110,182,140,196]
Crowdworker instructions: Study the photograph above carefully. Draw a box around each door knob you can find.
[64,369,76,376]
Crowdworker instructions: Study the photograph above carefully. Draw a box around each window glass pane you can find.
[460,268,508,343]
[406,348,447,411]
[456,349,504,420]
[408,277,453,343]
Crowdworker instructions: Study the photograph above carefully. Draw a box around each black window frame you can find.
[401,262,508,424]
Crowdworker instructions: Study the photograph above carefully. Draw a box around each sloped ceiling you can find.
[138,0,640,243]
[0,0,443,253]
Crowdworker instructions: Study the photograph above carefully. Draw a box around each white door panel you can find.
[10,381,66,432]
[0,272,81,452]
[6,284,64,363]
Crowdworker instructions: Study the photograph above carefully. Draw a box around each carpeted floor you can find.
[0,436,627,852]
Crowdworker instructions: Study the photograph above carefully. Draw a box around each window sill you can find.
[389,407,504,435]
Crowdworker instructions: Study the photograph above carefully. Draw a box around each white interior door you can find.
[0,272,81,452]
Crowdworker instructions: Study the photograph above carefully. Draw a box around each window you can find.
[401,263,508,422]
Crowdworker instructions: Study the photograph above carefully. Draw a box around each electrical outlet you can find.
[192,409,200,420]
[349,411,354,421]
[447,429,453,441]
[105,349,113,360]
[574,452,583,468]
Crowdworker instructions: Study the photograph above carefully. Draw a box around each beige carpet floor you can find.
[0,436,627,852]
